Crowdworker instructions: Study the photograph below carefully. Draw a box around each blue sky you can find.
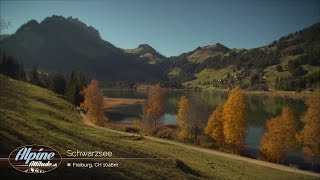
[1,0,319,56]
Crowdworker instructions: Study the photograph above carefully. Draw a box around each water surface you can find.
[103,89,319,171]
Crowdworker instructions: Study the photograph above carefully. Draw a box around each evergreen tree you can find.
[30,65,42,86]
[65,71,87,105]
[18,62,26,81]
[0,52,25,81]
[49,71,66,94]
[66,71,77,104]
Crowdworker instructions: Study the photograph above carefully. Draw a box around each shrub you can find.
[150,125,177,139]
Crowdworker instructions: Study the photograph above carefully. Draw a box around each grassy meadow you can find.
[0,74,317,179]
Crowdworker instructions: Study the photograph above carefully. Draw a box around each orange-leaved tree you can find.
[81,79,107,126]
[222,87,247,153]
[176,96,190,141]
[205,103,224,146]
[297,97,320,169]
[260,107,297,163]
[142,84,164,131]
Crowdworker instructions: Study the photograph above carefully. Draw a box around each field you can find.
[185,65,245,87]
[0,75,318,179]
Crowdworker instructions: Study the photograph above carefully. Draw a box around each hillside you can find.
[0,75,318,179]
[167,23,320,90]
[186,43,230,63]
[0,15,318,89]
[123,44,167,64]
[0,16,163,82]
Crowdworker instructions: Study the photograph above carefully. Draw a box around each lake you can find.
[103,89,319,171]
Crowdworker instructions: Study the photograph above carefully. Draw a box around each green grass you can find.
[263,55,320,84]
[186,66,239,86]
[302,65,320,77]
[0,75,317,179]
[279,55,302,68]
[262,55,303,83]
[263,65,292,82]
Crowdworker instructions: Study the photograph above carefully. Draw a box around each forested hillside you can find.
[164,23,320,91]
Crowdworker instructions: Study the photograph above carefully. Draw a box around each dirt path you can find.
[79,112,320,178]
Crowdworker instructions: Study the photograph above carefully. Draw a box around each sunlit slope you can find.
[0,75,316,179]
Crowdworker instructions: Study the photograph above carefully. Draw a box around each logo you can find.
[9,145,62,173]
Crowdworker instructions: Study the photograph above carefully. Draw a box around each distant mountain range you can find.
[0,15,163,81]
[0,15,319,90]
[183,43,230,63]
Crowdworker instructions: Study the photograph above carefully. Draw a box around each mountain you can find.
[0,34,10,41]
[186,43,230,63]
[1,15,318,90]
[166,23,320,90]
[0,15,163,82]
[123,44,167,64]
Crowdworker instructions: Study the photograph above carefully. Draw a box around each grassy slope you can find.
[185,65,249,87]
[263,55,299,83]
[188,54,319,89]
[0,75,317,179]
[264,55,320,84]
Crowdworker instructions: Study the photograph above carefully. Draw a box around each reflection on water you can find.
[103,89,319,171]
[104,89,306,126]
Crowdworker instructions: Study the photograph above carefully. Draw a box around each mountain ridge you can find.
[0,16,319,90]
[0,15,163,82]
[123,43,167,64]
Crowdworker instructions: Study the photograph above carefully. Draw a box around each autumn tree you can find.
[175,96,209,142]
[81,79,107,126]
[297,97,320,169]
[176,96,190,141]
[222,87,247,153]
[205,103,224,146]
[142,84,164,130]
[260,107,297,163]
[187,98,210,142]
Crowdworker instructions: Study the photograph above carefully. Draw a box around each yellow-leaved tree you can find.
[142,84,164,131]
[297,97,320,169]
[222,87,247,153]
[81,79,107,126]
[176,96,190,141]
[260,107,297,163]
[205,103,224,146]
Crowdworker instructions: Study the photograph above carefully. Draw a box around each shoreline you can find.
[103,97,145,109]
[103,88,319,100]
